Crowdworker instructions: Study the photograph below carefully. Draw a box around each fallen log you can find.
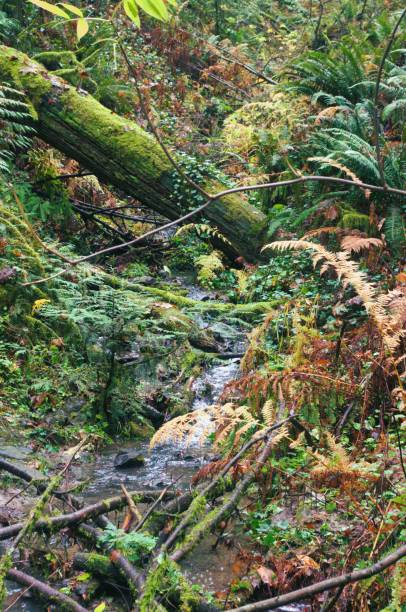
[0,457,46,488]
[0,489,174,541]
[229,544,406,611]
[73,551,124,582]
[7,567,87,612]
[0,45,268,260]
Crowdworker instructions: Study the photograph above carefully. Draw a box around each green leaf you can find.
[76,17,89,40]
[123,0,140,26]
[29,0,70,18]
[59,2,83,16]
[94,603,106,612]
[77,572,91,581]
[135,0,168,21]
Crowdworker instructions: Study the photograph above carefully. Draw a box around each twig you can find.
[133,482,175,533]
[120,483,143,531]
[3,584,32,612]
[228,544,406,611]
[7,568,87,612]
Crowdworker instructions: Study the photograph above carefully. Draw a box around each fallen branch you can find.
[7,568,87,612]
[109,550,145,593]
[21,173,406,287]
[169,410,288,562]
[229,544,406,611]
[72,551,124,582]
[0,489,174,541]
[161,417,293,553]
[0,458,46,489]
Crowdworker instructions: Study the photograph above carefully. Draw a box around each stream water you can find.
[4,283,305,611]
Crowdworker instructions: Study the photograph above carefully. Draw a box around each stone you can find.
[113,451,145,469]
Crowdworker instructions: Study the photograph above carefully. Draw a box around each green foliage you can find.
[0,10,19,42]
[195,250,224,287]
[0,84,35,173]
[383,206,406,252]
[99,525,157,563]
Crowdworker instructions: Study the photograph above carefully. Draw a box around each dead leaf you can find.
[256,565,276,585]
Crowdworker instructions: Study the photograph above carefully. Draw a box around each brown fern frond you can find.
[340,236,384,253]
[191,459,228,485]
[314,106,348,125]
[262,399,275,425]
[263,240,404,352]
[303,226,345,239]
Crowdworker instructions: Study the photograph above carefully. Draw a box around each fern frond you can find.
[0,82,35,172]
[176,223,232,246]
[263,240,404,352]
[383,206,405,251]
[195,250,224,287]
[340,236,383,253]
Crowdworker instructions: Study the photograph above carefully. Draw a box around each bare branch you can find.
[229,544,406,611]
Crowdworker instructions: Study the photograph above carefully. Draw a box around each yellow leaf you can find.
[135,0,168,21]
[76,17,89,40]
[59,2,83,16]
[94,604,106,612]
[123,0,141,26]
[32,299,50,315]
[29,0,70,18]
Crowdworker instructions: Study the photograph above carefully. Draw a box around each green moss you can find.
[0,46,52,116]
[102,272,277,315]
[128,421,155,439]
[33,51,78,70]
[58,87,171,179]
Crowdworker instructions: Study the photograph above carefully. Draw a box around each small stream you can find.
[4,283,305,610]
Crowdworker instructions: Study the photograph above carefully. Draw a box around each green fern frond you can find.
[383,206,405,251]
[176,223,232,246]
[0,83,35,173]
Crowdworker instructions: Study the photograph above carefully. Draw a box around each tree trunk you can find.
[0,45,268,260]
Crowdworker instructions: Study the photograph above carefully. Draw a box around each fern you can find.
[195,250,224,287]
[176,223,232,246]
[98,525,157,563]
[383,206,406,251]
[0,83,35,173]
[264,240,406,352]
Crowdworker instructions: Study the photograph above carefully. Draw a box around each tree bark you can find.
[0,45,268,260]
[7,568,87,612]
[0,489,173,540]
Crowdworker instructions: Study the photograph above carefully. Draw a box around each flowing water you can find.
[3,285,305,610]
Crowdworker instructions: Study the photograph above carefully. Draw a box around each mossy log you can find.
[0,45,268,260]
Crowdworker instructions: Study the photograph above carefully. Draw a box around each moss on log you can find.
[101,271,277,315]
[0,45,268,260]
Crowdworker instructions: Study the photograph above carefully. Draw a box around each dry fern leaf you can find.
[263,240,404,351]
[303,226,344,239]
[314,106,348,125]
[262,399,276,425]
[340,236,383,253]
